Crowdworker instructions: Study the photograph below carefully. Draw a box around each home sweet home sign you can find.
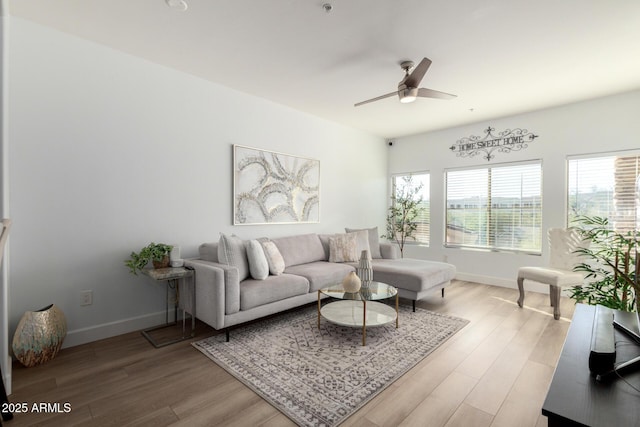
[450,126,539,161]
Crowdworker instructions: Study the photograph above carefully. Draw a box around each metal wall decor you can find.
[450,126,539,161]
[234,145,320,225]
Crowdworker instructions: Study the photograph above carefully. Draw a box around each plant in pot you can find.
[568,215,639,312]
[125,243,174,275]
[381,174,426,258]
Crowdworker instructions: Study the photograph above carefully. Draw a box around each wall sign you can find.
[450,126,539,161]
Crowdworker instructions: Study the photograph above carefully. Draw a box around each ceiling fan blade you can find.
[354,91,399,107]
[417,87,457,100]
[404,57,432,88]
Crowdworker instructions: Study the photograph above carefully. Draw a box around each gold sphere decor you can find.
[342,271,361,293]
[12,304,67,368]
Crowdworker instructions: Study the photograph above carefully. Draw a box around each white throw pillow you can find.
[346,226,382,259]
[261,240,286,275]
[217,233,249,281]
[329,233,358,263]
[246,240,269,280]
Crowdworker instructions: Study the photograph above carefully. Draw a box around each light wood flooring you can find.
[5,280,575,426]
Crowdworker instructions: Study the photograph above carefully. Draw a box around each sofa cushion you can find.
[261,240,285,275]
[346,226,382,259]
[240,274,309,311]
[271,234,325,267]
[329,233,358,262]
[284,261,355,292]
[369,258,456,293]
[246,240,269,280]
[217,233,249,281]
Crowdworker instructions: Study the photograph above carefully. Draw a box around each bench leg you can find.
[551,285,561,320]
[517,277,525,308]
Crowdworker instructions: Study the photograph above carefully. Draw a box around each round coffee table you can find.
[317,281,399,346]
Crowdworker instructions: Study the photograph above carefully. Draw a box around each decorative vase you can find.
[357,249,373,287]
[342,271,361,293]
[12,304,67,368]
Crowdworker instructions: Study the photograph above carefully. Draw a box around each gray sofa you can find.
[185,231,456,337]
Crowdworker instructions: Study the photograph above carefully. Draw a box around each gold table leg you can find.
[362,299,367,346]
[396,292,399,328]
[317,290,321,329]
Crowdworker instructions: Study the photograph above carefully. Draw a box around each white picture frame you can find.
[233,145,320,225]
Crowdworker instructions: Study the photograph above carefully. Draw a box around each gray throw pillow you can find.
[246,240,269,280]
[217,233,249,281]
[346,226,382,259]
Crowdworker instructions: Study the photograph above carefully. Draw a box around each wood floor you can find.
[5,280,575,426]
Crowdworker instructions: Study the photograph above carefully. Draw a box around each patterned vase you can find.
[12,304,67,368]
[357,249,373,287]
[342,271,361,293]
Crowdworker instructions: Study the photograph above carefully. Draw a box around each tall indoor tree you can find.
[382,175,426,258]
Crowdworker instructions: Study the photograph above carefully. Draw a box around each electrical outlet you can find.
[81,290,93,306]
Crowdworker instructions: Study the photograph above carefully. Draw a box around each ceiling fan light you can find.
[400,88,418,103]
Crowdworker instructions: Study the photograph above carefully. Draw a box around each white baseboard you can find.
[62,309,175,349]
[455,272,561,295]
[60,274,560,349]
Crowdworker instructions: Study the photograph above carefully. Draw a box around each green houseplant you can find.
[381,175,426,258]
[125,243,173,275]
[568,215,640,312]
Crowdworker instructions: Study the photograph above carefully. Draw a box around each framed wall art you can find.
[233,145,320,225]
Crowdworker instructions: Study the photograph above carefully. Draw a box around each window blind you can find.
[445,161,542,252]
[568,152,640,233]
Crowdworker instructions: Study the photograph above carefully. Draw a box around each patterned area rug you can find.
[193,304,468,426]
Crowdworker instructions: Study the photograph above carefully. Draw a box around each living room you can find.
[2,1,640,426]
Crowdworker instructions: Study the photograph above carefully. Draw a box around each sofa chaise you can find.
[185,228,456,338]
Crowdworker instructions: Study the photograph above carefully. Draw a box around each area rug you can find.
[193,304,468,426]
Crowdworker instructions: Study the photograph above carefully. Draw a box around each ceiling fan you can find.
[354,57,456,107]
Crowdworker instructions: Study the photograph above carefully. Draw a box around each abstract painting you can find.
[233,145,320,225]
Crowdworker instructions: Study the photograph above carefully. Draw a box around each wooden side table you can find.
[141,266,195,348]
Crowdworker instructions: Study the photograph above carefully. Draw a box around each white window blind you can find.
[445,161,542,252]
[568,152,640,233]
[391,173,430,245]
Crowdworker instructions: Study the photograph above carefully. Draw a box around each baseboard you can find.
[62,309,175,349]
[455,272,556,295]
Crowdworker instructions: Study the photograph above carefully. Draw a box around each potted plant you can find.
[381,175,426,258]
[125,243,173,275]
[568,215,640,312]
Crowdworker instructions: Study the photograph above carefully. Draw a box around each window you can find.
[568,152,640,233]
[390,173,430,245]
[445,161,542,252]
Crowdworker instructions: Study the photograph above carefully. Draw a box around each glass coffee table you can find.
[317,281,399,346]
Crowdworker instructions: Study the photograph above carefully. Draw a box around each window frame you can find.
[567,149,640,232]
[444,159,543,254]
[389,171,430,247]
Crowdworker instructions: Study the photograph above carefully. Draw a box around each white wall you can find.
[7,18,387,347]
[389,90,640,292]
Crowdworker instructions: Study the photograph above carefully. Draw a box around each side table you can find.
[141,266,195,348]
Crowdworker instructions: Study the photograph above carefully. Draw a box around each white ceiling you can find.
[8,0,640,139]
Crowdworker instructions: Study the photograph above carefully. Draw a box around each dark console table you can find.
[543,303,640,426]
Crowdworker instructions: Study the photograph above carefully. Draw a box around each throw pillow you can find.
[261,240,286,275]
[246,240,269,280]
[350,229,370,258]
[217,233,249,281]
[346,226,382,259]
[329,233,358,263]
